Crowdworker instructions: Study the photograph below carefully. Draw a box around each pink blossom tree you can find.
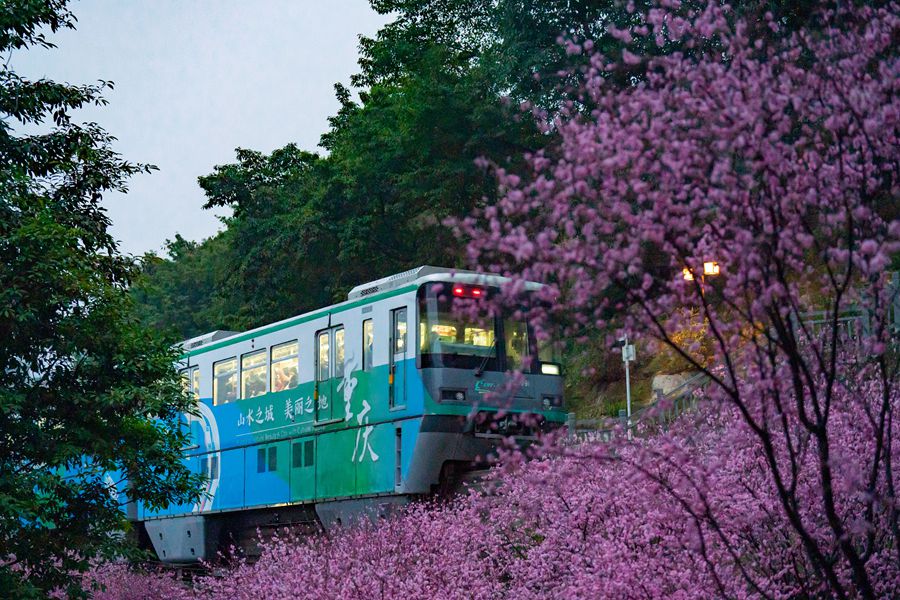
[475,375,900,598]
[460,1,900,597]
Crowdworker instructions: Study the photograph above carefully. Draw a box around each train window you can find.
[538,340,560,363]
[180,366,200,400]
[268,446,277,471]
[421,320,495,350]
[241,349,267,399]
[465,327,492,346]
[362,319,374,371]
[213,358,238,405]
[316,331,330,381]
[303,440,314,467]
[392,308,407,354]
[334,327,345,379]
[256,448,266,473]
[191,368,200,399]
[292,440,314,468]
[271,341,299,392]
[418,283,499,370]
[292,441,303,469]
[504,319,530,371]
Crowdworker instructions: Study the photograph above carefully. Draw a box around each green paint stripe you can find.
[182,284,418,358]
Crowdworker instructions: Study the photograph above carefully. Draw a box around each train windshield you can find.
[417,282,555,372]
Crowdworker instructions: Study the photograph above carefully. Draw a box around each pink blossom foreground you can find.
[84,374,899,599]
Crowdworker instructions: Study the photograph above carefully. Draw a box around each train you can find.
[132,266,565,563]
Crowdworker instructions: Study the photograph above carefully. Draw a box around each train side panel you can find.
[139,290,421,522]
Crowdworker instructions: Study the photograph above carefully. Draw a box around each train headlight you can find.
[441,389,467,403]
[541,363,561,376]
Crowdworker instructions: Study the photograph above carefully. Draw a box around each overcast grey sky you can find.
[10,0,390,256]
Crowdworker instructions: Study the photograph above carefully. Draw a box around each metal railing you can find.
[793,271,900,340]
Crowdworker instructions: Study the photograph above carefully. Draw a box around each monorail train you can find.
[133,266,565,563]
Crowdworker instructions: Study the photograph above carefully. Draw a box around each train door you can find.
[390,307,407,408]
[315,325,344,422]
[290,437,316,502]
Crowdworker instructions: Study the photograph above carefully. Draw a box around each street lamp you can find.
[612,335,636,440]
[683,261,720,289]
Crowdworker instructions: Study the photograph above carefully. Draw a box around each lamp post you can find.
[616,335,636,440]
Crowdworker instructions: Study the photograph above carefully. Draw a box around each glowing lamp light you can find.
[432,324,457,338]
[541,363,561,376]
[683,262,719,281]
[452,286,465,296]
[703,261,720,276]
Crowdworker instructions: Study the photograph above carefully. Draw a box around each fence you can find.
[794,271,900,340]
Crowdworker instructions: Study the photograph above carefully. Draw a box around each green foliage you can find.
[132,234,234,335]
[133,2,570,340]
[359,0,626,104]
[0,2,201,597]
[318,41,543,281]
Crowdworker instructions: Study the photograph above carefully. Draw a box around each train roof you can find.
[179,266,534,356]
[181,329,240,351]
[347,265,476,300]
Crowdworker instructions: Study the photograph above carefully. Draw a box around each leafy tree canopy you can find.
[0,2,201,597]
[133,1,565,339]
[132,0,851,341]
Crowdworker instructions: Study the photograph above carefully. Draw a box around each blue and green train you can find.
[136,266,565,562]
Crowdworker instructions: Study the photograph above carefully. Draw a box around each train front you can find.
[404,276,566,492]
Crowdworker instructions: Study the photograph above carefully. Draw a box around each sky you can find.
[10,0,391,256]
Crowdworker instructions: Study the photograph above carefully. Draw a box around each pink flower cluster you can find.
[76,562,185,600]
[455,0,900,597]
[88,371,899,598]
[461,1,899,349]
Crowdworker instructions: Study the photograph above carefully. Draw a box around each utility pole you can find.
[617,335,636,440]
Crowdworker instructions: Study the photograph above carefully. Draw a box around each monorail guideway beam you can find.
[145,516,221,564]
